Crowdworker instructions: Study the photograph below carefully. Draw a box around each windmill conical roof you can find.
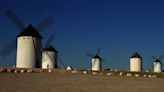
[130,52,142,58]
[17,24,43,39]
[155,59,161,62]
[93,55,101,59]
[44,45,58,53]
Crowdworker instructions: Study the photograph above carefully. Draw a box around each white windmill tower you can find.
[152,56,163,73]
[16,24,42,68]
[130,52,142,72]
[42,35,58,69]
[86,48,105,71]
[0,9,54,68]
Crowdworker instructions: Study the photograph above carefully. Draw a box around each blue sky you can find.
[0,0,164,70]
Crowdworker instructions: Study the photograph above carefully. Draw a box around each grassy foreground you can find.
[0,71,164,92]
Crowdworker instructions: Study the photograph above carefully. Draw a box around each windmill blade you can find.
[0,40,16,57]
[162,63,164,67]
[35,17,55,32]
[42,53,47,62]
[96,48,101,55]
[58,57,66,68]
[44,51,53,62]
[4,9,25,31]
[159,55,164,60]
[43,51,53,61]
[151,56,157,60]
[86,52,94,57]
[41,48,48,62]
[45,35,55,48]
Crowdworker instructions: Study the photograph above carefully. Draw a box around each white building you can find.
[66,66,73,70]
[42,45,58,69]
[130,52,142,72]
[16,24,42,68]
[153,60,162,73]
[91,55,101,71]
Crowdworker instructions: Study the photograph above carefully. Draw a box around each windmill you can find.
[42,35,66,69]
[130,52,142,72]
[0,9,54,57]
[86,48,105,71]
[42,35,58,69]
[17,24,43,68]
[0,9,54,68]
[151,55,163,73]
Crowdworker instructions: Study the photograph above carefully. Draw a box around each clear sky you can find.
[0,0,164,70]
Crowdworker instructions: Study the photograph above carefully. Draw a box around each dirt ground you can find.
[0,72,164,92]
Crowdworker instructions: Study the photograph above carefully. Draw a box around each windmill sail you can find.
[0,40,16,57]
[45,35,55,48]
[5,9,25,31]
[35,17,54,32]
[0,9,55,58]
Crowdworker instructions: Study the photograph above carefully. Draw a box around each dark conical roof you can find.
[155,59,161,62]
[130,52,142,58]
[44,45,58,53]
[93,55,101,59]
[17,24,43,39]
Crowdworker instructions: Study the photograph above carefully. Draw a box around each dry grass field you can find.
[0,71,164,92]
